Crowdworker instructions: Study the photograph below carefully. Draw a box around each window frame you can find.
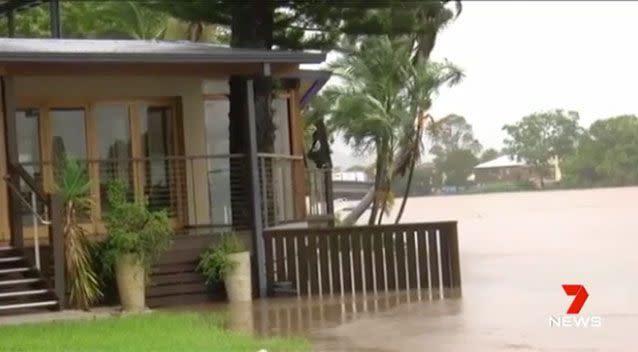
[16,96,182,233]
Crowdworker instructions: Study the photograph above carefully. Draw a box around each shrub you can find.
[197,233,246,284]
[100,179,172,275]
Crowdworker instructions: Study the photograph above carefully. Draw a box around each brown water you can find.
[197,187,638,351]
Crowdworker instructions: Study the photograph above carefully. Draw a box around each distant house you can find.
[473,155,531,183]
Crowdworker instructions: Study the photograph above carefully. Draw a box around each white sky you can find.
[321,1,638,168]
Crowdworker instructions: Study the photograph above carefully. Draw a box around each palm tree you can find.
[329,36,463,225]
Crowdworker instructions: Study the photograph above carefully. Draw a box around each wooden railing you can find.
[264,222,461,298]
[5,163,65,308]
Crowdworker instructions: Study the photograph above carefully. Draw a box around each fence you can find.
[264,221,461,298]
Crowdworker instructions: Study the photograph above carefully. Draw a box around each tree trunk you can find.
[342,147,412,226]
[394,157,416,224]
[367,145,385,225]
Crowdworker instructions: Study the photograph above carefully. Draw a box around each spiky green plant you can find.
[56,157,102,310]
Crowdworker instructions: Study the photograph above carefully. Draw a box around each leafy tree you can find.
[328,36,463,224]
[429,114,481,156]
[434,149,478,187]
[427,114,481,187]
[0,1,224,42]
[563,115,638,186]
[503,109,581,188]
[151,1,462,226]
[480,148,499,162]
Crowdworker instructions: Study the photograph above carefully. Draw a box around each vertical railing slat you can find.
[439,227,452,297]
[276,235,286,283]
[384,228,397,291]
[329,232,341,295]
[395,230,407,290]
[285,234,297,287]
[406,230,418,290]
[307,233,319,295]
[298,233,309,295]
[428,229,440,297]
[340,231,352,294]
[373,231,386,292]
[362,229,374,292]
[319,233,330,296]
[350,230,363,292]
[448,223,462,296]
[264,232,274,294]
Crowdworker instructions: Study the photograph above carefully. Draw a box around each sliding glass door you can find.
[140,105,175,213]
[95,104,133,212]
[16,99,181,230]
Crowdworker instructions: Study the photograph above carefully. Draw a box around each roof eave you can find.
[0,52,326,65]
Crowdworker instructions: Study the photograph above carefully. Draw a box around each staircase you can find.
[0,246,59,315]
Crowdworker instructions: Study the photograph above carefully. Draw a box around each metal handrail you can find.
[3,174,50,270]
[3,175,51,225]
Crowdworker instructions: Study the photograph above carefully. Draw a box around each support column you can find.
[228,76,267,297]
[1,75,23,248]
[7,10,15,38]
[50,0,61,38]
[245,80,267,298]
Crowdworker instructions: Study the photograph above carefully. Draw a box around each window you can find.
[16,108,42,223]
[17,99,180,229]
[16,108,41,178]
[95,104,133,211]
[140,105,175,213]
[50,108,87,163]
[205,98,232,225]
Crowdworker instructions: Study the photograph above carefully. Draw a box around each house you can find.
[473,155,530,184]
[0,37,330,312]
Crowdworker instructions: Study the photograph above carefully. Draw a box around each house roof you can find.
[0,0,43,14]
[290,70,331,107]
[0,38,327,64]
[474,155,527,169]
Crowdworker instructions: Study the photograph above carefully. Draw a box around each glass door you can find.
[95,104,133,213]
[16,108,43,225]
[139,105,176,214]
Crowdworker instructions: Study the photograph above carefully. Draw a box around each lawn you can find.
[0,312,309,352]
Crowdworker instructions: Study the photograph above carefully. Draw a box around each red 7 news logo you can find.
[562,284,589,314]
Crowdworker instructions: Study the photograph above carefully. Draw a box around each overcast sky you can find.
[324,1,638,168]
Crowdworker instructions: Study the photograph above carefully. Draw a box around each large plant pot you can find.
[115,254,146,312]
[224,251,252,302]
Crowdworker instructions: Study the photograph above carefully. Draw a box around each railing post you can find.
[2,76,24,248]
[50,194,66,308]
[246,79,267,298]
[447,222,462,297]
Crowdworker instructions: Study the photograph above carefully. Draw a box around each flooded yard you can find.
[311,187,638,351]
[197,187,638,351]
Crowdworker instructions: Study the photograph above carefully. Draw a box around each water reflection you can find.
[173,289,460,338]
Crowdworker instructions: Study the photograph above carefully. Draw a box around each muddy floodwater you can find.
[193,187,638,351]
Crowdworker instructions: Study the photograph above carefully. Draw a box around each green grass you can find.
[0,312,309,352]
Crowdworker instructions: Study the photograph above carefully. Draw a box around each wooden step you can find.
[0,267,30,275]
[0,278,40,287]
[0,289,48,299]
[0,300,58,311]
[0,257,23,264]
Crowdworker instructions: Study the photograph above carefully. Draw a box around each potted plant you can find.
[102,179,171,312]
[56,157,102,310]
[198,233,252,302]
